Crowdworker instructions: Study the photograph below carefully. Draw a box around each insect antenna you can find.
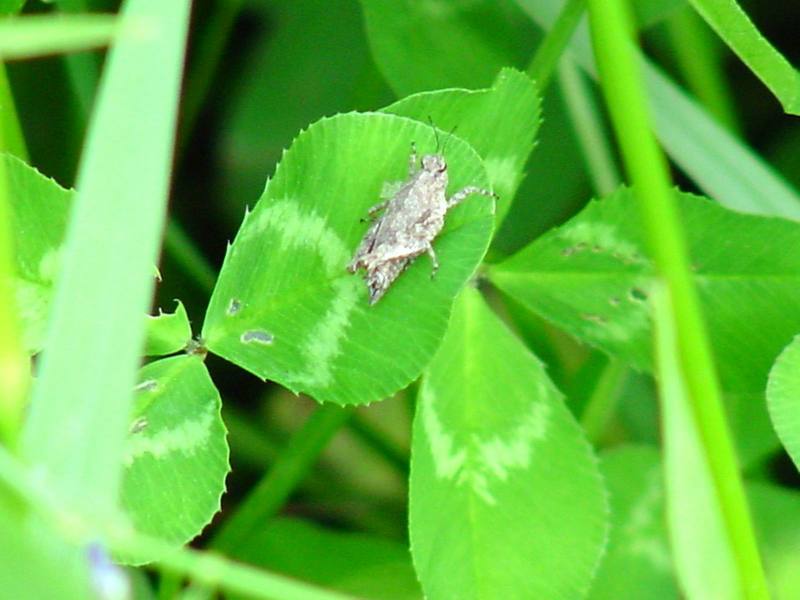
[427,115,441,153]
[442,124,458,155]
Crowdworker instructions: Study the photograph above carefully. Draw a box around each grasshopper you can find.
[348,132,496,304]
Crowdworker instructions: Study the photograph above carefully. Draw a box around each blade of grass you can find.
[686,0,800,115]
[556,58,620,195]
[22,0,190,519]
[664,6,741,135]
[0,446,359,600]
[53,0,103,140]
[555,53,626,442]
[0,14,119,60]
[579,359,627,444]
[585,0,769,597]
[526,0,584,92]
[178,0,245,151]
[517,0,800,219]
[347,412,409,476]
[163,220,217,295]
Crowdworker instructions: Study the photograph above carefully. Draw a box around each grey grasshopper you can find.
[348,129,497,304]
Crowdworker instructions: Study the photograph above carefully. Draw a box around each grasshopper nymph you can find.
[348,133,496,304]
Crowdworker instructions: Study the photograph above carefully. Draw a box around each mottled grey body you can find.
[348,143,496,304]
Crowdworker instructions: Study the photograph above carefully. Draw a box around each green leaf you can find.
[590,446,677,600]
[202,112,494,405]
[119,355,229,565]
[6,152,189,358]
[748,482,800,598]
[766,335,800,472]
[686,0,800,115]
[5,153,72,354]
[516,0,800,221]
[0,14,119,59]
[359,0,537,96]
[382,68,541,226]
[0,0,25,16]
[410,286,607,599]
[488,187,800,398]
[22,0,190,520]
[218,0,393,220]
[143,300,192,356]
[228,517,421,600]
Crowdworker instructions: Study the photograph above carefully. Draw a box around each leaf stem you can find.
[585,0,769,597]
[664,6,740,135]
[178,0,246,153]
[527,0,585,92]
[557,58,621,196]
[579,359,627,444]
[348,412,408,476]
[163,220,217,294]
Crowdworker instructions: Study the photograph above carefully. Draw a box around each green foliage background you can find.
[2,0,800,599]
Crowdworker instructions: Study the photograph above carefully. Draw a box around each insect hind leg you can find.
[446,186,498,210]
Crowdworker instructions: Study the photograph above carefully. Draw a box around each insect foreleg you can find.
[425,243,439,277]
[361,200,389,222]
[408,142,419,178]
[446,186,497,210]
[367,199,389,216]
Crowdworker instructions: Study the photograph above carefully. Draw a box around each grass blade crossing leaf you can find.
[5,153,72,354]
[6,154,188,357]
[202,113,494,405]
[22,0,190,519]
[686,0,800,115]
[410,287,607,599]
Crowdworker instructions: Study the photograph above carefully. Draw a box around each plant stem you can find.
[348,412,408,476]
[579,359,627,444]
[527,0,585,92]
[585,0,769,597]
[557,58,621,196]
[211,404,352,553]
[163,220,217,294]
[664,6,740,135]
[178,0,245,153]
